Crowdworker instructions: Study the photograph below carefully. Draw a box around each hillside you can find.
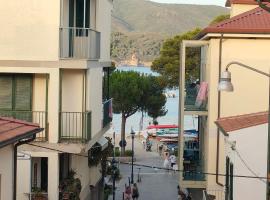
[111,0,229,65]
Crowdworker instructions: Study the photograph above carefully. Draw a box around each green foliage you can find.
[209,14,230,25]
[151,28,201,88]
[112,149,133,157]
[59,170,82,200]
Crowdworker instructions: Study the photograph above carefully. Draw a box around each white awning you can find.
[97,136,108,151]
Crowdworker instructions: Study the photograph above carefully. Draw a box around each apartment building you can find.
[0,0,113,199]
[178,0,270,198]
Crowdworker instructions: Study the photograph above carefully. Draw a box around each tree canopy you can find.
[151,28,201,88]
[110,71,167,154]
[209,14,230,25]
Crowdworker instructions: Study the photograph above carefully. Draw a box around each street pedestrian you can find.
[169,153,176,169]
[132,183,139,200]
[163,152,170,170]
[124,186,132,200]
[177,186,186,200]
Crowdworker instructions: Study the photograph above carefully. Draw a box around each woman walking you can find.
[132,183,139,200]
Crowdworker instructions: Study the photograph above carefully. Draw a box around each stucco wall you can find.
[97,0,113,62]
[0,145,14,200]
[228,124,267,200]
[230,4,258,17]
[206,38,270,189]
[0,0,60,61]
[17,153,31,200]
[87,67,103,137]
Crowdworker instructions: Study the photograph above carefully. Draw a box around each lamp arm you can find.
[225,61,270,78]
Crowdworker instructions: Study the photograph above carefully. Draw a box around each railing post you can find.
[87,112,91,141]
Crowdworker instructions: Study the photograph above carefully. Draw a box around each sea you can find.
[111,66,197,134]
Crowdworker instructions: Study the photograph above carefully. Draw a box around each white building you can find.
[0,0,113,199]
[216,111,268,200]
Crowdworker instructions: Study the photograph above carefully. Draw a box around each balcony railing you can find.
[0,110,47,141]
[59,27,100,60]
[185,82,208,111]
[59,111,91,143]
[203,189,225,200]
[103,99,112,128]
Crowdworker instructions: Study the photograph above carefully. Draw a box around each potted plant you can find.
[31,188,47,200]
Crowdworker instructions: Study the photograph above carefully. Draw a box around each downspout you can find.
[216,33,224,187]
[13,134,37,200]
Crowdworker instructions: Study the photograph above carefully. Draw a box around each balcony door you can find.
[0,74,32,121]
[69,0,90,29]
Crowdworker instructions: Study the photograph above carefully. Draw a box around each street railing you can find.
[0,110,47,141]
[59,111,91,143]
[59,27,101,60]
[103,98,112,128]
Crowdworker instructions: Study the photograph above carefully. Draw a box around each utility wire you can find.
[25,143,270,181]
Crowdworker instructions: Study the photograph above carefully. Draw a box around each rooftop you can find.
[225,0,262,7]
[0,117,43,148]
[215,111,268,134]
[197,5,270,39]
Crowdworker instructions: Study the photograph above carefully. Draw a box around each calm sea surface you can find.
[111,66,196,134]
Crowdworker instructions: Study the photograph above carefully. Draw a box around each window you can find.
[69,0,90,28]
[0,74,33,121]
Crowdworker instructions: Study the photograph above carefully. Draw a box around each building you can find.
[0,117,43,200]
[178,0,270,198]
[215,112,268,200]
[0,0,113,199]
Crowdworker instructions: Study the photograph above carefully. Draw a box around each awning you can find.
[97,136,108,151]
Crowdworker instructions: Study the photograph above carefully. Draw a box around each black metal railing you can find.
[59,111,91,143]
[59,27,101,59]
[103,99,112,128]
[0,110,47,141]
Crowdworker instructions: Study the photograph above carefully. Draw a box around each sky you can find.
[150,0,226,6]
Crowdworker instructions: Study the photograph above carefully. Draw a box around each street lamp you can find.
[130,128,135,184]
[218,61,270,200]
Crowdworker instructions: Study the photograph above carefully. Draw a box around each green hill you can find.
[111,0,229,65]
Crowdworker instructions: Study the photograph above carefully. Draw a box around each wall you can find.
[206,37,270,189]
[0,0,60,61]
[96,0,113,62]
[71,154,102,200]
[17,153,31,200]
[0,145,14,200]
[230,4,258,17]
[228,124,267,200]
[87,66,103,137]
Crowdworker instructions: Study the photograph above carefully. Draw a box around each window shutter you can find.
[14,75,32,111]
[0,75,13,110]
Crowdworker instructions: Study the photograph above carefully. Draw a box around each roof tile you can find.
[215,111,268,133]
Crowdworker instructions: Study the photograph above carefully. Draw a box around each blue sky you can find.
[150,0,226,6]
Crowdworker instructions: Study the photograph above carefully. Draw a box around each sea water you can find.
[111,66,197,134]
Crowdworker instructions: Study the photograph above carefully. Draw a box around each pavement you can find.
[107,135,179,200]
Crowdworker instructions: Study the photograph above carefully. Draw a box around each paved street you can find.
[108,136,179,200]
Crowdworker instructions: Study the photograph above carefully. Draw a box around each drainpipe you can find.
[13,134,36,200]
[216,34,224,187]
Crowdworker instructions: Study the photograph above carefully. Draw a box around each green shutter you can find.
[0,75,13,110]
[14,75,32,111]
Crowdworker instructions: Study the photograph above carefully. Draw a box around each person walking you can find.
[169,153,177,169]
[124,186,132,200]
[163,152,170,170]
[132,183,139,200]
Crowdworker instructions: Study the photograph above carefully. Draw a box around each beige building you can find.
[179,0,270,198]
[0,0,113,199]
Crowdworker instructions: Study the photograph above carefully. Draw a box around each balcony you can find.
[59,27,100,60]
[59,111,91,143]
[185,81,208,112]
[102,99,112,128]
[0,110,47,141]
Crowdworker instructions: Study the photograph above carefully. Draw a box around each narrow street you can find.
[108,136,179,200]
